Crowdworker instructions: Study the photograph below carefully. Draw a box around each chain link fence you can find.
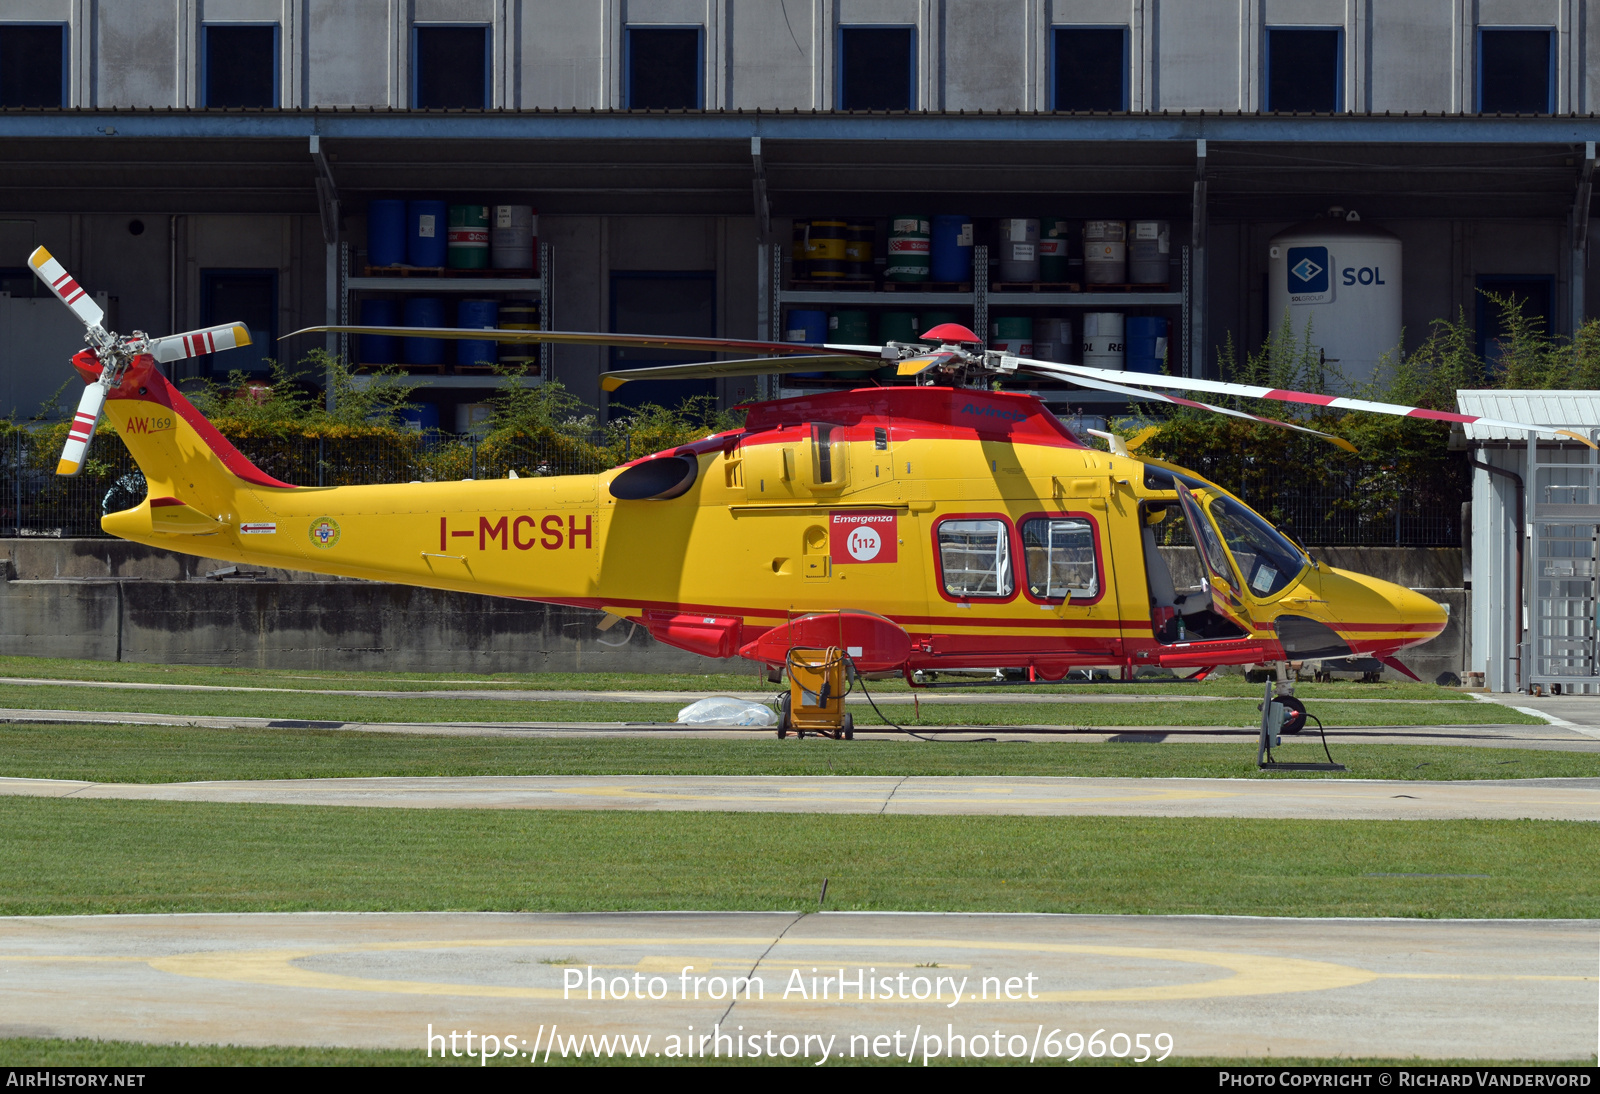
[1,428,1464,546]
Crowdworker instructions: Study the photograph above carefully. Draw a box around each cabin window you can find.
[938,519,1014,598]
[1207,497,1306,598]
[1021,517,1099,599]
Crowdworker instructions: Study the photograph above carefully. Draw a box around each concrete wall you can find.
[0,539,1464,681]
[0,539,741,674]
[32,0,1591,113]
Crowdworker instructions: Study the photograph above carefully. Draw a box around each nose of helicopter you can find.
[1310,565,1449,654]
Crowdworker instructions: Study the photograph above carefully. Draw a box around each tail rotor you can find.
[27,246,251,476]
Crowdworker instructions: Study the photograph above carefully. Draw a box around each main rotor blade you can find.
[600,355,877,393]
[148,323,253,363]
[57,383,106,477]
[28,246,104,329]
[288,325,883,358]
[1021,358,1599,449]
[1013,359,1357,452]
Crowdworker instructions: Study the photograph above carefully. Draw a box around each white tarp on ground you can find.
[676,696,778,727]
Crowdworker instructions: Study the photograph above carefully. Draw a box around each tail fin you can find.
[82,351,295,522]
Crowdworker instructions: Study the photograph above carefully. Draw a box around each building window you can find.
[608,272,716,413]
[625,27,702,109]
[838,26,915,111]
[1478,29,1553,113]
[413,25,489,109]
[1051,27,1127,111]
[1265,28,1341,112]
[1476,276,1553,371]
[200,270,277,378]
[0,24,66,107]
[202,25,278,108]
[937,519,1015,599]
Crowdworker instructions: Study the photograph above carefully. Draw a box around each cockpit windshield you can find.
[1206,496,1308,598]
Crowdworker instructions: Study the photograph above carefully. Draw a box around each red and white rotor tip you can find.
[56,383,106,477]
[149,323,253,363]
[28,246,104,329]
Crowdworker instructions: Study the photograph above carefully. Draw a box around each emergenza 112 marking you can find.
[440,514,595,552]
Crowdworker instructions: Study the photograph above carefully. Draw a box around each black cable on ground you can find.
[850,662,944,742]
[1307,712,1337,766]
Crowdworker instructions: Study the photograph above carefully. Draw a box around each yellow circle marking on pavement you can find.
[550,785,1237,807]
[147,934,1373,1004]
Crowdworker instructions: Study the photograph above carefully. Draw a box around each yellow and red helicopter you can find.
[27,245,1594,731]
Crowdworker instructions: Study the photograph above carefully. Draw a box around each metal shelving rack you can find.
[338,240,554,384]
[763,232,1187,398]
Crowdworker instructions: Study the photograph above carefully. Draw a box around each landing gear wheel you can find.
[776,694,791,739]
[1278,695,1308,735]
[841,713,854,741]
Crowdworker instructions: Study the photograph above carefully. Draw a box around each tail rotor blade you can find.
[57,383,107,477]
[148,323,253,363]
[28,246,105,329]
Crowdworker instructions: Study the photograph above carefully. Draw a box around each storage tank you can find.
[490,205,536,270]
[1267,210,1402,386]
[997,218,1040,283]
[1082,312,1124,369]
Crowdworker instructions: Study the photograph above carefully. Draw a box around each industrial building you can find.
[1,0,1597,690]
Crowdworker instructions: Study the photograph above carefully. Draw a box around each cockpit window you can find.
[1207,496,1307,598]
[1142,464,1212,493]
[1175,481,1239,595]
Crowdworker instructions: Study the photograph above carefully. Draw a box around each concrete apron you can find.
[0,912,1591,1061]
[4,705,1597,751]
[7,774,1600,820]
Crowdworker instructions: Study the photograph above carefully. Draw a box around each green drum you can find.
[991,316,1034,356]
[878,311,919,344]
[829,310,874,378]
[917,309,960,340]
[1040,218,1072,282]
[447,204,489,269]
[885,215,930,282]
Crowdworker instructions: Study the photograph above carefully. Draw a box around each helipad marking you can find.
[143,934,1376,1003]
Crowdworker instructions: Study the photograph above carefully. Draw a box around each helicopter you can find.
[25,245,1594,730]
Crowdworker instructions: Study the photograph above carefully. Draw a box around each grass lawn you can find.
[0,653,1466,700]
[0,683,1540,729]
[0,1037,1587,1067]
[1,797,1594,919]
[0,723,1591,783]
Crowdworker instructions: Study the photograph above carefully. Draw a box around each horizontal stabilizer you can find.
[148,497,227,535]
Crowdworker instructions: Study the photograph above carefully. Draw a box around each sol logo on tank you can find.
[830,510,897,564]
[309,516,341,549]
